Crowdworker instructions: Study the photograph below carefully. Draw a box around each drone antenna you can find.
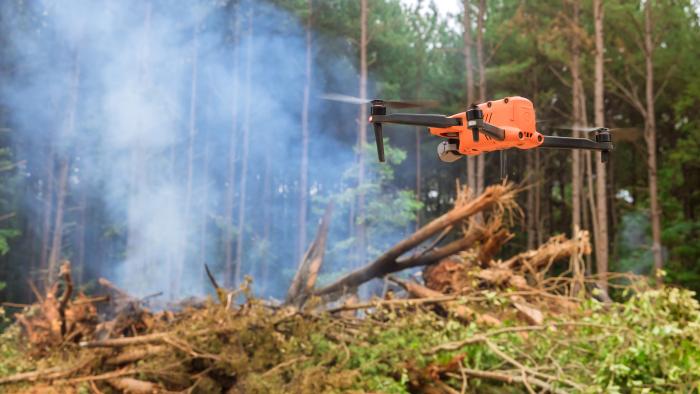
[370,100,386,162]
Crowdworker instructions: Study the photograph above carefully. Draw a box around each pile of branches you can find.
[1,183,699,393]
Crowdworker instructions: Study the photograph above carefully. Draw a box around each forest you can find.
[0,0,699,392]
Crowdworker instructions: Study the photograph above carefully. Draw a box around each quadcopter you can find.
[324,94,613,178]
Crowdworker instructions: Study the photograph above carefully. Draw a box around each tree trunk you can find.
[48,50,81,284]
[175,19,200,293]
[234,8,254,286]
[644,1,663,275]
[463,0,476,192]
[47,159,69,284]
[475,0,486,196]
[40,145,54,273]
[223,6,241,287]
[76,186,87,286]
[593,0,609,291]
[356,0,368,267]
[526,152,536,250]
[297,0,313,262]
[570,0,582,234]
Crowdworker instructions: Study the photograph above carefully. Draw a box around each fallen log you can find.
[315,184,516,296]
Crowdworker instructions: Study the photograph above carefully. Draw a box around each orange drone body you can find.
[428,96,544,156]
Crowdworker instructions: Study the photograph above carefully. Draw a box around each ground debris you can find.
[1,187,699,393]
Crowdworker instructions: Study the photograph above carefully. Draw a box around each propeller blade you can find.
[321,93,369,105]
[321,93,438,108]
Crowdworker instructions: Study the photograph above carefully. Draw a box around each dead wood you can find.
[423,255,473,294]
[107,377,161,393]
[286,202,333,306]
[459,367,568,394]
[105,345,167,366]
[477,228,513,265]
[205,263,227,305]
[500,231,591,272]
[58,260,72,337]
[389,277,500,325]
[315,184,516,296]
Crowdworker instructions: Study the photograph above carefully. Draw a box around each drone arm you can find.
[369,113,461,128]
[540,135,611,150]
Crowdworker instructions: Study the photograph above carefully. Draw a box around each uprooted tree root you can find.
[2,183,700,393]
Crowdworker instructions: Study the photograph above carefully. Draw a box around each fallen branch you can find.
[315,184,515,296]
[459,367,568,394]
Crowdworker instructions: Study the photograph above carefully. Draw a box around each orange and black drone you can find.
[324,94,613,177]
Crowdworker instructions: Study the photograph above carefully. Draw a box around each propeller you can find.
[321,93,439,109]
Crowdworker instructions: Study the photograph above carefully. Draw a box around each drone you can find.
[324,94,613,178]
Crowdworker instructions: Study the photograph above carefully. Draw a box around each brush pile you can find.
[1,184,699,393]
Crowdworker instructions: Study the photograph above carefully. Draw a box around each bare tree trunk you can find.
[40,145,54,273]
[234,8,254,286]
[47,159,69,284]
[48,51,81,284]
[356,0,368,267]
[416,128,422,227]
[463,0,476,192]
[644,1,663,275]
[570,0,582,234]
[475,0,486,196]
[535,149,543,245]
[174,19,200,293]
[198,138,210,268]
[526,151,536,249]
[76,186,87,286]
[297,0,313,262]
[223,7,241,288]
[593,0,609,291]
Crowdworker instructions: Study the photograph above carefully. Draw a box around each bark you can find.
[356,0,368,268]
[234,8,254,286]
[47,48,81,284]
[569,0,583,234]
[76,186,87,285]
[644,1,663,275]
[223,6,241,287]
[198,137,210,268]
[297,0,313,262]
[526,151,536,249]
[177,19,200,292]
[314,184,513,296]
[475,0,486,196]
[47,158,69,284]
[593,0,609,291]
[40,146,54,273]
[463,0,476,192]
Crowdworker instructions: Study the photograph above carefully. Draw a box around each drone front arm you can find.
[369,113,461,128]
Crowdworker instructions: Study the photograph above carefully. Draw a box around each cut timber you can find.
[315,184,515,296]
[286,202,333,306]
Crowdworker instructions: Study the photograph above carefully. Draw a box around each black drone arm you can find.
[540,133,613,162]
[369,113,461,128]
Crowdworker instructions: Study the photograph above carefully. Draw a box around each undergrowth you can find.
[0,287,699,393]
